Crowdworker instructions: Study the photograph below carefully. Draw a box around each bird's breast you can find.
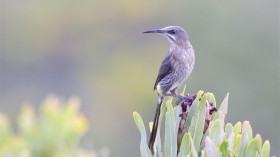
[171,47,195,68]
[170,47,195,81]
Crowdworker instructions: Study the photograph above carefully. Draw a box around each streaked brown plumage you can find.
[143,26,195,155]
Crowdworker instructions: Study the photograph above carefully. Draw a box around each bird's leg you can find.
[166,89,184,105]
[166,89,193,105]
[166,88,183,98]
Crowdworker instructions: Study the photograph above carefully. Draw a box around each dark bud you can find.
[209,107,218,115]
[191,94,197,100]
[181,101,189,112]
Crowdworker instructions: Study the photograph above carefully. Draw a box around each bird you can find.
[143,26,195,154]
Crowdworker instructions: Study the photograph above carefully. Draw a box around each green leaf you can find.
[233,122,242,153]
[178,133,191,157]
[154,101,167,157]
[164,100,177,157]
[261,140,270,157]
[233,133,241,153]
[243,139,258,157]
[204,136,221,157]
[219,93,229,115]
[254,134,262,153]
[190,136,199,157]
[207,92,217,108]
[133,112,152,157]
[233,122,241,142]
[227,132,234,150]
[225,123,233,138]
[238,131,249,157]
[209,119,224,145]
[180,85,187,96]
[178,133,199,157]
[155,130,163,157]
[219,140,229,157]
[242,121,253,141]
[200,150,205,157]
[188,93,207,151]
[174,105,182,134]
[185,90,204,130]
[213,111,225,127]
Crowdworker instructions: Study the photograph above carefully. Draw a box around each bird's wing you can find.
[153,54,173,90]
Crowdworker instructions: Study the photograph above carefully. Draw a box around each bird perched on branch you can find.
[143,26,195,155]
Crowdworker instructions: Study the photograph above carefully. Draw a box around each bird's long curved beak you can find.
[143,29,165,34]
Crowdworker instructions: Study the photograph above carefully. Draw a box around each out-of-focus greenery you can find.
[1,0,279,156]
[134,91,271,157]
[0,96,108,157]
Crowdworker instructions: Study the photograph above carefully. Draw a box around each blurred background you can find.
[1,0,279,156]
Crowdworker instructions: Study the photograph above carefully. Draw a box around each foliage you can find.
[133,91,271,157]
[0,95,108,157]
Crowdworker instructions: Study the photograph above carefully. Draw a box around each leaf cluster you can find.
[133,91,271,157]
[0,95,108,157]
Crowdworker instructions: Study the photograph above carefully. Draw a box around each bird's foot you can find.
[175,96,193,105]
[165,93,193,105]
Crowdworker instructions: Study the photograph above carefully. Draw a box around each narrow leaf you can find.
[185,90,204,129]
[178,133,199,157]
[227,132,234,150]
[255,134,262,153]
[243,139,258,157]
[200,150,205,157]
[233,122,242,142]
[174,105,182,134]
[164,101,177,157]
[207,92,217,108]
[188,93,207,151]
[219,140,229,157]
[233,133,242,153]
[204,136,221,157]
[190,134,199,157]
[155,128,163,157]
[180,85,187,96]
[154,100,167,156]
[261,140,270,157]
[190,136,198,157]
[213,110,225,124]
[133,112,152,157]
[149,122,153,132]
[225,123,233,138]
[178,133,191,157]
[209,119,224,145]
[242,121,253,140]
[238,131,249,157]
[219,93,229,115]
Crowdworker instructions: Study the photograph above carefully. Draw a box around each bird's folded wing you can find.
[153,54,173,90]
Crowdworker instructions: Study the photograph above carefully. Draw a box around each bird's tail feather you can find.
[149,95,164,155]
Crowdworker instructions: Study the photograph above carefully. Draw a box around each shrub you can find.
[0,95,108,157]
[133,91,271,157]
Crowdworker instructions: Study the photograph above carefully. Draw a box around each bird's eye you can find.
[168,30,176,34]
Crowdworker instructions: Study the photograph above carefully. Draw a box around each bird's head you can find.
[143,26,188,45]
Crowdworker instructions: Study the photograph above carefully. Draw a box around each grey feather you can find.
[153,54,173,91]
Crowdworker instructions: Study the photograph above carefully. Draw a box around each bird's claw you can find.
[165,93,193,105]
[175,99,182,105]
[175,96,193,105]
